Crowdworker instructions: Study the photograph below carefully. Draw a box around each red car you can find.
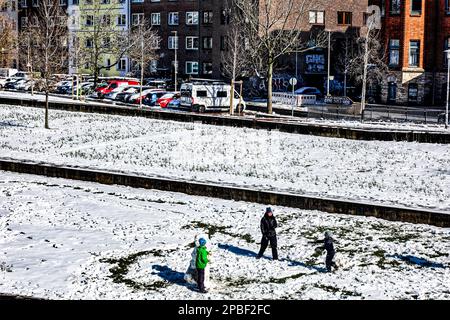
[95,79,139,98]
[157,92,180,108]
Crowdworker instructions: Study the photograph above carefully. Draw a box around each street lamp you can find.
[172,30,178,92]
[445,49,450,129]
[326,30,332,96]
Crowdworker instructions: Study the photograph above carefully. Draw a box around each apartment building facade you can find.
[131,0,230,79]
[370,0,450,105]
[0,0,19,68]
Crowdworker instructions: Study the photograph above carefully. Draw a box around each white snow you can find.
[1,104,450,212]
[1,171,449,299]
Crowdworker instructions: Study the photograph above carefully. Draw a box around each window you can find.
[117,58,126,71]
[203,11,213,24]
[202,36,212,50]
[101,15,111,26]
[72,0,79,4]
[32,0,38,6]
[1,2,7,10]
[220,36,227,51]
[186,12,198,25]
[196,90,207,97]
[20,0,27,8]
[85,38,93,48]
[132,13,143,26]
[168,36,178,49]
[390,0,401,14]
[151,13,160,26]
[309,11,324,24]
[337,11,352,25]
[59,0,66,5]
[411,0,421,15]
[409,40,420,67]
[445,37,450,66]
[102,37,110,48]
[446,0,450,13]
[105,58,111,71]
[85,15,93,26]
[11,0,17,11]
[186,36,199,50]
[117,14,126,26]
[389,39,400,67]
[186,61,198,74]
[217,91,227,97]
[202,62,212,75]
[387,82,397,104]
[85,0,92,4]
[408,83,418,102]
[220,8,230,25]
[150,60,158,73]
[20,16,27,27]
[100,0,109,3]
[168,12,179,25]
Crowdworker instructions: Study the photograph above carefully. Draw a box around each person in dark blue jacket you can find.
[312,231,338,272]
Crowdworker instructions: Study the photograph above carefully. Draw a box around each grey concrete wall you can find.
[1,158,449,228]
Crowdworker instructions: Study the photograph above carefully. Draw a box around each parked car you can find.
[114,86,142,102]
[157,92,180,108]
[180,79,246,113]
[16,79,34,91]
[437,113,449,124]
[129,88,165,104]
[5,78,26,90]
[294,87,323,99]
[104,85,131,100]
[141,91,167,106]
[166,98,181,109]
[95,79,139,98]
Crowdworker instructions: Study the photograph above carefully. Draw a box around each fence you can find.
[272,92,316,107]
[303,103,446,124]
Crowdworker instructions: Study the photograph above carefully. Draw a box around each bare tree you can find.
[75,0,133,87]
[345,23,387,112]
[18,0,68,129]
[233,0,327,114]
[221,18,251,115]
[127,18,160,108]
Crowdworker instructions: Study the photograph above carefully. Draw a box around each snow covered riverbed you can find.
[1,104,450,212]
[1,172,449,299]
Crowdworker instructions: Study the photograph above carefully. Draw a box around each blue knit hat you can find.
[266,207,273,213]
[199,238,206,246]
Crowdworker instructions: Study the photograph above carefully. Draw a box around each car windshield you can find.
[161,93,174,99]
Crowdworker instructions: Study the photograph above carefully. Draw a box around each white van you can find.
[180,79,246,113]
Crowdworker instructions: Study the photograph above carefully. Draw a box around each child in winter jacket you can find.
[196,238,209,293]
[311,231,338,272]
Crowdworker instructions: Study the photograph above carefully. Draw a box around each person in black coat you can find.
[311,231,338,272]
[256,207,278,260]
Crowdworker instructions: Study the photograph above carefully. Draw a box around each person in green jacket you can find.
[196,238,209,293]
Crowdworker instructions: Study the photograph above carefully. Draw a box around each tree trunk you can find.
[267,61,273,114]
[45,90,49,129]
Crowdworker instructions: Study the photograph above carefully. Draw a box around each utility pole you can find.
[172,30,178,92]
[445,50,450,129]
[327,30,331,96]
[139,23,144,108]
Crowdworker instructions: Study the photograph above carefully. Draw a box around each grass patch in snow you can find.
[100,248,178,291]
[183,221,254,243]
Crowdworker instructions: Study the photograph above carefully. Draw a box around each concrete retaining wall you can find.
[1,158,449,228]
[1,96,449,143]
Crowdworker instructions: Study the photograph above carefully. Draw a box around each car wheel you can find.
[198,105,206,113]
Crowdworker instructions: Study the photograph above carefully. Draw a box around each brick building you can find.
[131,0,230,79]
[131,0,369,85]
[370,0,450,105]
